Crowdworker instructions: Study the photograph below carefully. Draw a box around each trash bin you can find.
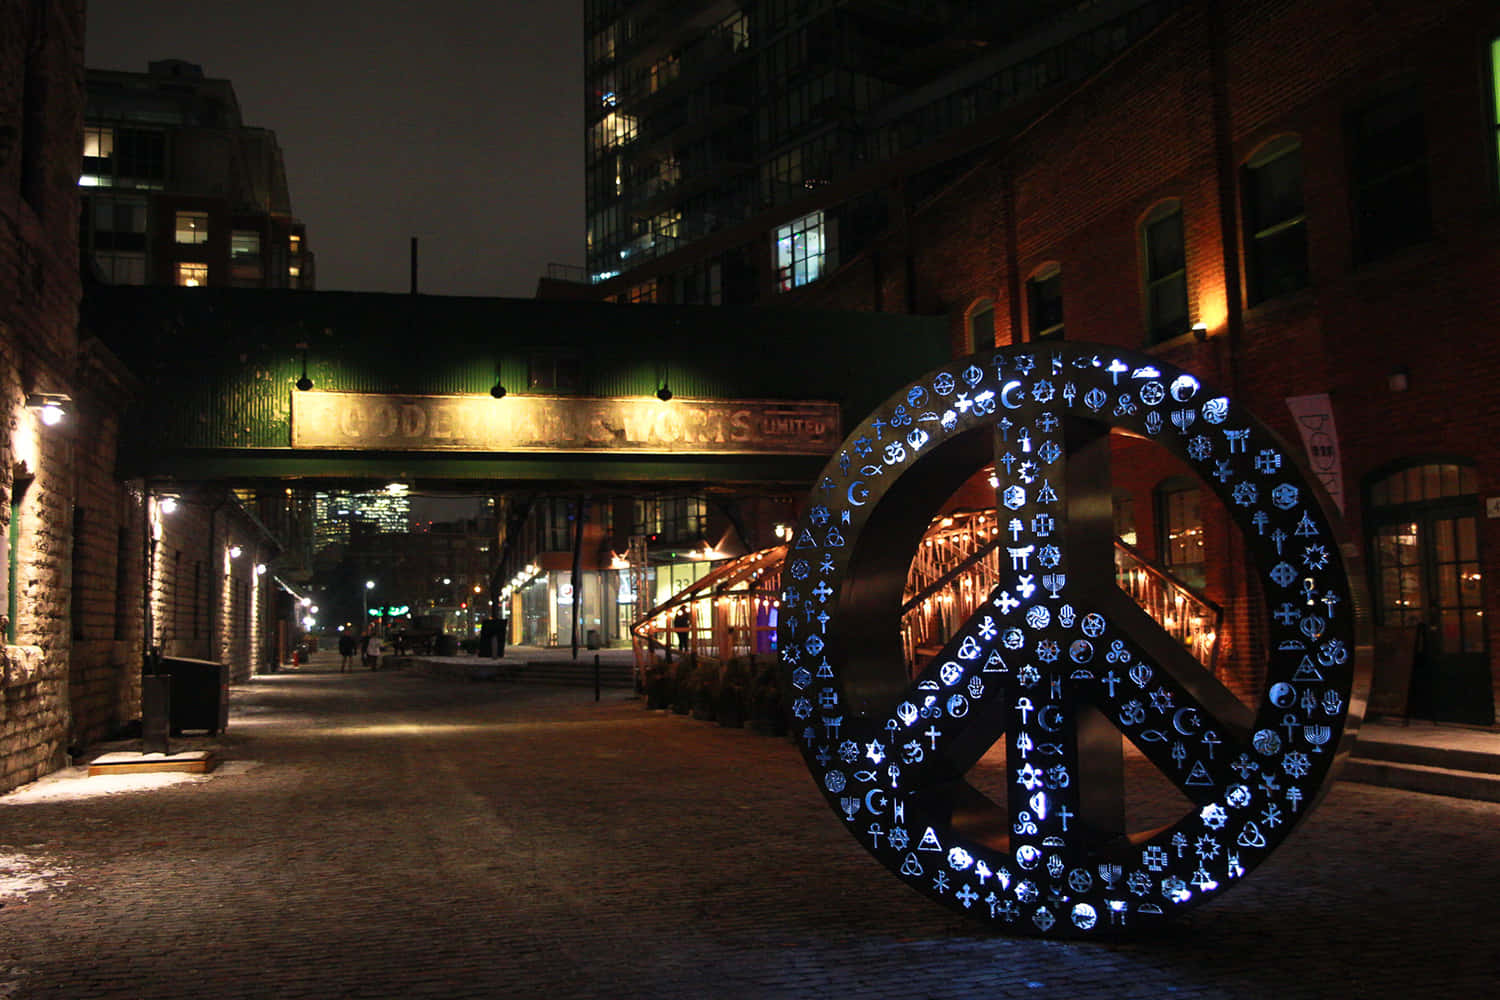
[586,628,601,650]
[478,619,505,658]
[160,657,229,735]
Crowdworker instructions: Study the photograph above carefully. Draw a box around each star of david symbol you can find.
[782,342,1358,939]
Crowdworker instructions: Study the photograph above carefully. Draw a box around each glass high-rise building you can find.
[581,0,1183,304]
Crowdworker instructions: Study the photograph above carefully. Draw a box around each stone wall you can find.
[1,0,87,792]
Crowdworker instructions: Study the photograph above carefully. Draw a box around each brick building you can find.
[81,60,314,290]
[787,0,1500,724]
[1,6,286,794]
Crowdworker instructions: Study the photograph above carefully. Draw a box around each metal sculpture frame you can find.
[780,343,1368,937]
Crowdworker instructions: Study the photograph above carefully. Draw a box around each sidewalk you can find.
[1,655,1497,998]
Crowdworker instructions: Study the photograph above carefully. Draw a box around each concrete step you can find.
[512,659,635,688]
[1340,757,1500,803]
[1348,737,1500,776]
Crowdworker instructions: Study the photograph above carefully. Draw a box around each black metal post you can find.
[594,654,601,702]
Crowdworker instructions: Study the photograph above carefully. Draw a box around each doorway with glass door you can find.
[1369,462,1492,725]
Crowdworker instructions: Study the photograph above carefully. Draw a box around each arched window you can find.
[1155,475,1203,593]
[1141,200,1188,344]
[1243,135,1308,304]
[964,298,995,352]
[1026,263,1063,340]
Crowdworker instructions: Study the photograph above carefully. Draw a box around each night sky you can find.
[85,0,584,300]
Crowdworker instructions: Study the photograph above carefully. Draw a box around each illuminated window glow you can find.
[174,211,209,245]
[175,262,208,287]
[775,211,827,291]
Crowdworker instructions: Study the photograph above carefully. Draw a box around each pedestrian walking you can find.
[338,632,357,672]
[366,632,383,671]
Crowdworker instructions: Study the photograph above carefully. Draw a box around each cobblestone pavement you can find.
[1,652,1496,999]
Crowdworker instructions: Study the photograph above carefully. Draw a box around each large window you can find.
[634,496,708,543]
[1027,264,1063,340]
[1142,201,1188,343]
[967,300,994,351]
[175,262,208,287]
[114,127,166,187]
[175,211,209,245]
[81,126,114,186]
[774,210,828,290]
[1243,136,1309,304]
[1349,85,1430,263]
[1157,477,1204,593]
[89,195,147,251]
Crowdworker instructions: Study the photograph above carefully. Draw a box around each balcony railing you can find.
[899,511,1222,676]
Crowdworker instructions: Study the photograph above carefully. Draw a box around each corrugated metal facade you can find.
[84,287,950,477]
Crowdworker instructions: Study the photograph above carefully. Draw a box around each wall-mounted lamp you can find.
[229,545,243,559]
[255,563,267,576]
[657,361,673,401]
[1192,323,1209,342]
[26,392,71,426]
[1388,367,1409,392]
[657,385,673,402]
[158,495,179,515]
[490,381,507,399]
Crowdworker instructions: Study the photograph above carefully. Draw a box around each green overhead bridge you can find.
[83,286,951,495]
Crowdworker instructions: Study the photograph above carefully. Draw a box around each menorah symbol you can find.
[1304,725,1332,752]
[840,796,860,821]
[1042,573,1066,599]
[1097,863,1123,891]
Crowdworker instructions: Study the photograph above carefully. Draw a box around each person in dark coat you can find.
[338,632,358,672]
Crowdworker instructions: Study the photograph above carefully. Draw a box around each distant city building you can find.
[313,490,412,552]
[80,59,314,289]
[570,0,1179,304]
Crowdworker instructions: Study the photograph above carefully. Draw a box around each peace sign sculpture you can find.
[780,343,1367,937]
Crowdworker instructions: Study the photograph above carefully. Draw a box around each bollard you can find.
[594,653,601,702]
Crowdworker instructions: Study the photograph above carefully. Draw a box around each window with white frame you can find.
[775,211,828,291]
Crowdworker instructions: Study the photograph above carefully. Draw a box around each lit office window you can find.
[231,231,261,260]
[775,211,827,291]
[81,126,114,186]
[174,211,209,244]
[176,262,208,287]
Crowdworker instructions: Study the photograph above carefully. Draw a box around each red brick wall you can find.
[800,0,1500,718]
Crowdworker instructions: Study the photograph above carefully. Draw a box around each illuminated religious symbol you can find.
[784,341,1359,938]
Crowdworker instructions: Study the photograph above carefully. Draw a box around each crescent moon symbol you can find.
[1039,705,1064,732]
[864,789,888,815]
[1173,707,1202,735]
[847,480,869,506]
[1001,380,1024,409]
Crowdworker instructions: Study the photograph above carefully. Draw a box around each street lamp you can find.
[363,579,375,632]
